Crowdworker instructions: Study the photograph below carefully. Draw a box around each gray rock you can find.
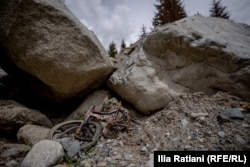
[218,131,226,138]
[5,160,18,167]
[21,140,64,167]
[235,135,246,145]
[181,118,188,127]
[0,100,52,133]
[17,124,50,146]
[217,114,231,124]
[190,112,208,119]
[224,108,244,120]
[55,138,80,159]
[0,68,7,78]
[67,89,111,120]
[0,0,114,101]
[140,146,148,154]
[0,143,30,160]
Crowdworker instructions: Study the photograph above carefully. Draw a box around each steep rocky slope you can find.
[108,15,250,114]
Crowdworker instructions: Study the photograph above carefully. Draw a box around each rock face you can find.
[0,100,52,133]
[0,0,114,101]
[108,15,250,114]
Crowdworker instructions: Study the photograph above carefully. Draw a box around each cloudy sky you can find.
[63,0,250,50]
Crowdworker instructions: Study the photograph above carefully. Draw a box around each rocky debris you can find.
[0,143,30,163]
[224,108,244,120]
[17,125,50,146]
[21,140,64,167]
[108,15,250,114]
[67,89,111,120]
[56,91,248,166]
[0,0,114,102]
[0,100,52,133]
[0,91,249,166]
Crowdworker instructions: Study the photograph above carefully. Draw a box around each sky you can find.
[63,0,250,50]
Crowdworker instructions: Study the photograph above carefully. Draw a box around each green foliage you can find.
[107,41,118,58]
[209,0,230,19]
[152,0,187,26]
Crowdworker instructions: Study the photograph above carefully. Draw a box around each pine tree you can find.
[107,41,118,58]
[152,0,187,27]
[209,0,230,19]
[140,24,147,38]
[121,38,126,50]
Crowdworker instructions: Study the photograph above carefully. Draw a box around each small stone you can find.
[107,139,113,143]
[112,154,122,160]
[218,131,225,138]
[165,133,171,137]
[224,108,244,120]
[236,135,246,145]
[97,161,107,167]
[216,115,230,124]
[140,146,148,153]
[141,146,148,152]
[197,116,206,124]
[181,118,188,127]
[112,139,118,146]
[183,145,192,150]
[5,160,18,167]
[55,138,80,159]
[190,112,208,119]
[80,159,96,167]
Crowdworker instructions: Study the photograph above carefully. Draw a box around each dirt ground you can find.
[70,91,250,167]
[0,90,249,167]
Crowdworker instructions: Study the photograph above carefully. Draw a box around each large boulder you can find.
[0,0,114,101]
[0,100,52,133]
[108,15,250,114]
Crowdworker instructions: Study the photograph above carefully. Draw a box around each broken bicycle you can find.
[47,102,138,151]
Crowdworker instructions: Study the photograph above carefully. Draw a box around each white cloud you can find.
[65,0,136,50]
